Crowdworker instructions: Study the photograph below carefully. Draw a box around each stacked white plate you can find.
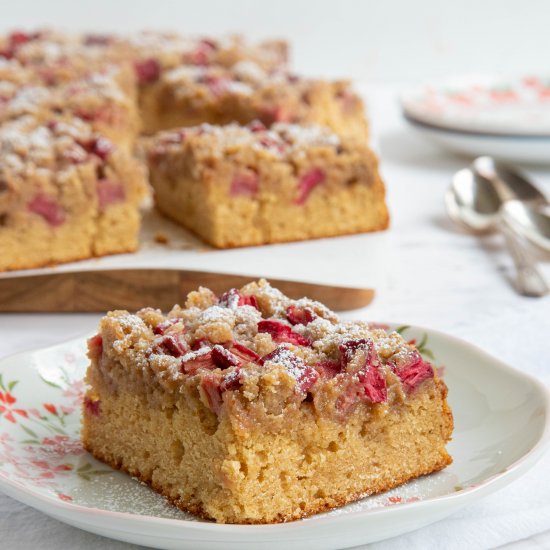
[401,75,550,164]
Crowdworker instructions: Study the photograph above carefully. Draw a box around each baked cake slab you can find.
[81,280,453,524]
[0,116,147,271]
[147,121,389,248]
[138,62,368,140]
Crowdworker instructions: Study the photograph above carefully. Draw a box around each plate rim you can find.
[403,112,550,140]
[0,324,549,535]
[400,73,550,137]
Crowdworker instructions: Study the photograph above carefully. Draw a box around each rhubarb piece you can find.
[87,334,103,361]
[80,137,114,161]
[156,333,188,357]
[153,318,182,335]
[180,348,215,375]
[220,368,242,391]
[97,179,125,210]
[188,40,217,66]
[135,58,161,84]
[28,194,65,227]
[200,372,223,414]
[230,171,259,197]
[295,168,326,205]
[228,342,261,364]
[211,345,241,369]
[389,350,434,391]
[218,288,259,310]
[191,338,211,351]
[286,304,316,325]
[339,339,387,403]
[83,396,101,417]
[315,359,341,379]
[257,319,312,346]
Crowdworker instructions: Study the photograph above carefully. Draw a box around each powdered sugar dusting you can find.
[152,121,341,160]
[179,346,211,364]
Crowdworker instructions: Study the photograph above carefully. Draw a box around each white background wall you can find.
[1,0,549,82]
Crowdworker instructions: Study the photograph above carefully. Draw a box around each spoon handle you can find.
[500,223,549,297]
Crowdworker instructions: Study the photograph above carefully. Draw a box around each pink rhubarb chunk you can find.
[220,368,242,391]
[84,396,101,416]
[229,171,259,198]
[188,39,217,65]
[228,342,261,364]
[211,345,241,369]
[218,288,259,310]
[181,348,215,374]
[295,168,326,205]
[200,372,223,414]
[257,320,312,346]
[339,339,387,403]
[286,304,316,326]
[134,58,161,84]
[97,179,125,210]
[28,194,65,227]
[260,104,293,125]
[389,350,434,391]
[157,333,189,357]
[153,318,182,335]
[87,334,103,361]
[315,359,341,379]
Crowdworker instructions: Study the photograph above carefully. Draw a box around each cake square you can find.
[138,62,368,140]
[147,121,389,248]
[0,116,147,271]
[82,280,453,524]
[0,64,139,152]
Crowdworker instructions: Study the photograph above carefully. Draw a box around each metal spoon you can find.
[472,156,550,251]
[472,156,549,204]
[501,200,550,252]
[446,168,549,297]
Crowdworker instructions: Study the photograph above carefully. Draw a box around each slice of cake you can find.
[147,121,389,248]
[126,31,287,76]
[138,62,367,140]
[0,116,147,271]
[82,279,453,524]
[0,65,139,151]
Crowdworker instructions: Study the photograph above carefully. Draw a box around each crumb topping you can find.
[0,115,115,177]
[150,121,341,160]
[90,280,436,419]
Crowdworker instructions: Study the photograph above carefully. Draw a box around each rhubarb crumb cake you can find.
[147,121,389,248]
[0,116,147,271]
[0,28,385,266]
[138,62,368,140]
[82,280,453,524]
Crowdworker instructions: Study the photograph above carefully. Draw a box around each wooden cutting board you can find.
[0,269,374,312]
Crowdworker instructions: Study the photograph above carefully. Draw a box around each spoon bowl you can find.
[473,156,549,204]
[501,201,550,252]
[446,168,501,232]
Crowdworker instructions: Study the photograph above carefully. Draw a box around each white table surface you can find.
[1,85,549,549]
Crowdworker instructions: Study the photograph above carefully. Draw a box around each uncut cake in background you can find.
[0,29,388,269]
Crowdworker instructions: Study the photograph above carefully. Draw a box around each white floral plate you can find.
[0,325,549,550]
[401,74,550,163]
[401,74,550,136]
